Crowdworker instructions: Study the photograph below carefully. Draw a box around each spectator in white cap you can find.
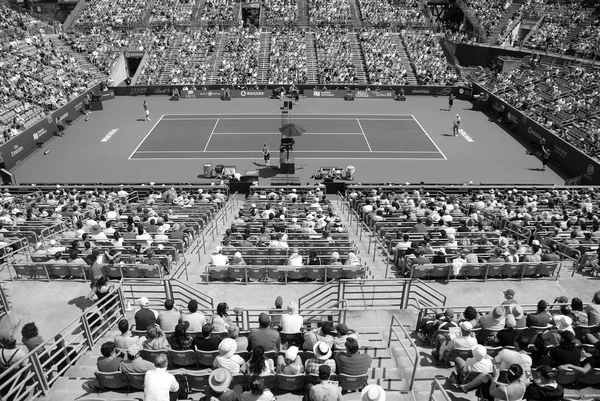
[211,246,229,266]
[289,217,301,231]
[232,252,246,265]
[134,297,158,332]
[440,321,477,364]
[361,384,385,401]
[119,344,154,374]
[213,338,247,374]
[154,226,169,242]
[453,345,493,393]
[328,251,342,266]
[287,249,303,267]
[277,346,304,374]
[280,301,304,333]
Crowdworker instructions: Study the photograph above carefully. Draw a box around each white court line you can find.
[128,114,164,159]
[356,119,372,152]
[203,119,220,152]
[163,113,415,116]
[211,132,363,135]
[129,157,446,161]
[162,117,414,121]
[134,150,442,154]
[411,114,447,160]
[459,129,474,142]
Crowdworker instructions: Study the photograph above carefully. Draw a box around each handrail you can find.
[0,286,124,400]
[119,278,214,310]
[238,305,348,331]
[410,278,447,308]
[429,378,452,401]
[388,314,420,391]
[298,281,341,309]
[0,280,10,317]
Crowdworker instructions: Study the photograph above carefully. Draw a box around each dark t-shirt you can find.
[496,329,520,347]
[550,347,580,368]
[193,335,221,351]
[202,388,238,401]
[524,383,563,401]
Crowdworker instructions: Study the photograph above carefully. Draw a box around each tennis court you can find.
[129,113,446,160]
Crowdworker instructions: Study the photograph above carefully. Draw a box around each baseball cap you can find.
[127,344,140,357]
[215,245,223,253]
[459,321,473,333]
[285,346,299,361]
[139,297,150,306]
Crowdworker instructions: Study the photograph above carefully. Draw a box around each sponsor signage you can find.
[473,82,600,184]
[231,90,267,98]
[308,90,346,98]
[0,84,100,169]
[181,90,221,98]
[124,51,145,58]
[353,90,395,98]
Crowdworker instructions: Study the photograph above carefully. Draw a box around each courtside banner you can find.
[0,115,56,169]
[473,82,600,184]
[52,84,102,123]
[307,90,347,98]
[231,90,268,98]
[181,90,222,99]
[353,90,395,98]
[402,86,456,96]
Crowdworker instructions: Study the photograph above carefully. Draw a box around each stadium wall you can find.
[473,83,600,185]
[112,85,473,98]
[1,84,101,170]
[110,53,128,86]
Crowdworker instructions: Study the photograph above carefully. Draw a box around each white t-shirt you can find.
[280,313,304,333]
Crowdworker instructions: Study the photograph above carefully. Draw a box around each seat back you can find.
[185,371,210,392]
[276,374,306,392]
[338,373,368,392]
[246,373,276,392]
[140,349,165,364]
[209,267,229,282]
[326,267,344,280]
[142,265,162,278]
[280,332,303,347]
[247,267,266,281]
[47,263,69,278]
[306,267,325,281]
[229,266,247,282]
[536,262,559,277]
[485,263,503,278]
[577,367,600,385]
[94,371,128,392]
[67,264,87,281]
[168,349,198,368]
[122,265,143,278]
[286,267,306,281]
[464,264,484,279]
[125,372,145,390]
[104,265,123,279]
[343,266,363,279]
[196,350,219,367]
[12,264,32,278]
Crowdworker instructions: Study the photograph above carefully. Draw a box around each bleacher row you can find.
[205,264,366,283]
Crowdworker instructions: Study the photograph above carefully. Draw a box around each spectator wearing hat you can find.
[308,365,343,401]
[135,297,158,332]
[527,300,551,327]
[501,289,517,306]
[277,346,304,375]
[287,249,303,267]
[120,344,155,374]
[542,243,561,262]
[202,368,237,401]
[439,321,477,364]
[210,246,229,266]
[213,338,247,374]
[232,252,246,266]
[512,305,526,328]
[305,341,336,375]
[524,365,563,401]
[169,321,193,351]
[249,313,280,352]
[241,375,276,401]
[97,341,123,372]
[417,308,457,346]
[157,299,180,332]
[453,344,493,392]
[194,323,221,351]
[490,315,519,347]
[360,384,384,401]
[335,337,372,376]
[228,324,248,352]
[144,353,180,401]
[479,306,506,331]
[181,299,206,332]
[494,335,532,379]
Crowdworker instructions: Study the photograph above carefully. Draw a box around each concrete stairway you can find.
[485,2,522,45]
[304,31,318,84]
[257,30,272,85]
[297,0,309,25]
[389,34,418,85]
[348,0,363,29]
[347,32,368,84]
[208,31,229,84]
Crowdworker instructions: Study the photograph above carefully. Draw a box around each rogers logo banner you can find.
[240,91,265,97]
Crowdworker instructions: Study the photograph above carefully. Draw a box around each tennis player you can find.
[143,100,150,121]
[262,143,270,167]
[448,94,455,110]
[453,114,461,136]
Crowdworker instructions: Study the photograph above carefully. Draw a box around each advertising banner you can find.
[353,90,395,98]
[473,83,600,185]
[123,51,145,58]
[181,90,222,99]
[307,89,347,98]
[230,89,268,98]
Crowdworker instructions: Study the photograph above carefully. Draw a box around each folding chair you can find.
[214,165,226,179]
[94,371,128,393]
[338,373,368,392]
[280,332,303,347]
[331,168,343,180]
[276,373,306,392]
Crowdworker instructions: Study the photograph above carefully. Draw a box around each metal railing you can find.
[0,286,125,401]
[0,280,10,319]
[428,378,452,401]
[237,302,348,331]
[388,314,420,391]
[408,279,447,309]
[119,278,214,311]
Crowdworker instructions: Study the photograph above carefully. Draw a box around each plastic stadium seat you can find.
[246,373,275,392]
[501,263,522,279]
[209,267,229,282]
[577,368,600,386]
[537,262,559,277]
[104,265,123,280]
[47,264,69,279]
[444,348,472,367]
[142,265,162,278]
[229,266,247,283]
[429,264,451,282]
[125,372,145,390]
[196,350,219,367]
[554,368,579,386]
[247,267,266,282]
[168,349,198,368]
[280,332,303,348]
[464,264,485,279]
[68,264,87,281]
[140,349,165,364]
[122,265,143,278]
[338,373,368,392]
[520,263,538,279]
[276,374,306,392]
[485,264,503,279]
[306,267,325,281]
[94,371,128,393]
[574,325,598,342]
[12,264,32,279]
[286,267,307,282]
[343,266,363,279]
[31,264,50,281]
[326,267,344,280]
[411,265,431,280]
[185,371,210,393]
[266,267,286,282]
